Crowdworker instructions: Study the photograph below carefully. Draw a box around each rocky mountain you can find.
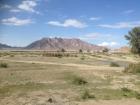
[0,43,11,49]
[26,37,105,51]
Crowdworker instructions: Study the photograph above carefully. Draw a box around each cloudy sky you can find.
[0,0,140,48]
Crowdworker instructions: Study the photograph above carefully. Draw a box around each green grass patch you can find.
[0,82,47,97]
[80,87,140,100]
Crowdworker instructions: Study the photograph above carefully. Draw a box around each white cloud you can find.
[1,17,32,26]
[90,17,101,21]
[10,9,21,12]
[98,42,118,47]
[48,19,87,28]
[98,21,140,29]
[79,32,112,41]
[3,0,40,14]
[123,10,134,14]
[0,4,12,9]
[18,0,38,13]
[80,33,102,40]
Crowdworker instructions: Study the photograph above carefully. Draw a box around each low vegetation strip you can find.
[124,63,140,73]
[0,58,123,71]
[110,62,120,67]
[0,62,8,68]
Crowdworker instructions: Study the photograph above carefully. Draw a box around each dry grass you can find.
[0,51,140,105]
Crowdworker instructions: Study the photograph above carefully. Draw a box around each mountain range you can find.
[0,43,11,49]
[0,37,105,51]
[25,37,105,51]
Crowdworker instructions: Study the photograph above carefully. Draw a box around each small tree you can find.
[79,49,83,53]
[125,27,140,55]
[103,48,109,53]
[61,48,66,52]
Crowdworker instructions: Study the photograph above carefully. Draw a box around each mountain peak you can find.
[26,37,105,51]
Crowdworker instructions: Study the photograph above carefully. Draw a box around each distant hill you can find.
[0,43,11,49]
[25,37,105,51]
[113,46,130,53]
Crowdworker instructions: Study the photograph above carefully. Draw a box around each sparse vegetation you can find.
[121,87,131,92]
[79,49,83,53]
[72,76,88,85]
[91,54,102,58]
[135,92,140,99]
[0,82,47,97]
[0,62,8,68]
[124,63,140,73]
[110,62,120,67]
[81,89,96,100]
[103,48,109,53]
[10,54,14,57]
[0,51,140,105]
[120,87,140,99]
[80,55,85,60]
[42,52,78,57]
[61,48,66,52]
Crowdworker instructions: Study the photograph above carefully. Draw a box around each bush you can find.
[10,54,14,57]
[135,92,140,99]
[124,63,140,73]
[110,62,120,67]
[80,57,85,60]
[79,49,83,53]
[72,76,87,85]
[81,90,95,100]
[61,48,66,52]
[91,54,102,58]
[121,87,131,92]
[0,62,8,68]
[42,52,78,58]
[121,87,135,98]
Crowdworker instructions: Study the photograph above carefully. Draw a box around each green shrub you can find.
[42,52,77,58]
[81,90,95,100]
[121,87,131,92]
[91,54,102,58]
[110,62,120,67]
[124,63,140,73]
[10,54,14,57]
[72,76,87,85]
[79,49,83,53]
[135,92,140,99]
[61,48,66,52]
[121,87,136,98]
[0,62,8,68]
[80,57,85,60]
[57,53,63,58]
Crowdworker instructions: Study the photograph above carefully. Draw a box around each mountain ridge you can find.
[25,37,105,51]
[0,43,12,49]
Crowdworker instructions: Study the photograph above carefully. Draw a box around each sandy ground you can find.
[1,91,140,105]
[0,58,124,71]
[77,99,140,105]
[0,90,140,105]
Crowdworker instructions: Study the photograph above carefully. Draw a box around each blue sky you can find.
[0,0,140,48]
